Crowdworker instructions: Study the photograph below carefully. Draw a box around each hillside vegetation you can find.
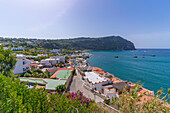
[41,36,136,50]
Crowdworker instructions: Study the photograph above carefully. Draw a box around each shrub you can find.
[0,74,106,112]
[56,85,66,93]
[111,82,170,113]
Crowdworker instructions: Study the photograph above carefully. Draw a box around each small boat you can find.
[114,56,119,58]
[133,56,138,58]
[150,54,156,57]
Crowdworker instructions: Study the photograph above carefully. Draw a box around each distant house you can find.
[40,59,52,66]
[11,47,24,51]
[14,54,31,74]
[40,58,60,66]
[3,47,8,50]
[50,49,61,53]
[26,41,34,45]
[50,56,65,63]
[37,54,48,57]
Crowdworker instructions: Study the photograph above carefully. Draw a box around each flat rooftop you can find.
[20,78,45,84]
[20,77,67,91]
[43,79,67,90]
[84,72,108,84]
[56,70,72,80]
[50,67,73,79]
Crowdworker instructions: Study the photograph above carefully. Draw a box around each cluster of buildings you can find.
[13,53,74,93]
[20,67,73,93]
[14,54,66,75]
[77,66,154,103]
[13,51,156,104]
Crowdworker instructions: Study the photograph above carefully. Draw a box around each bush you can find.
[56,85,66,93]
[111,82,170,113]
[23,72,32,77]
[0,74,105,112]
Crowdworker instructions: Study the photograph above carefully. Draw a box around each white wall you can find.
[14,55,31,74]
[14,58,23,74]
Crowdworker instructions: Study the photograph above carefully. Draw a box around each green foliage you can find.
[23,72,32,77]
[0,74,49,112]
[72,67,76,75]
[56,85,66,93]
[40,36,136,50]
[45,70,51,78]
[0,46,17,76]
[0,75,105,112]
[111,82,170,113]
[65,56,69,60]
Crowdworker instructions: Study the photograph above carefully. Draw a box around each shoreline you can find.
[84,51,156,93]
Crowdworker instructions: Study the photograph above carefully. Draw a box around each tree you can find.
[23,72,32,77]
[72,67,76,75]
[0,46,17,76]
[65,56,69,60]
[56,85,66,94]
[45,69,51,78]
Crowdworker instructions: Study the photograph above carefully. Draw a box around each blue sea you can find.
[87,49,170,94]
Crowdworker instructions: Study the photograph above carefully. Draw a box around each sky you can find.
[0,0,170,48]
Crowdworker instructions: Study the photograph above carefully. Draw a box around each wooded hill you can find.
[41,36,136,50]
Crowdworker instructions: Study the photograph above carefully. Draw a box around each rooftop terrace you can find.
[20,78,45,84]
[56,70,72,80]
[84,72,108,84]
[43,79,67,91]
[20,77,67,91]
[50,68,73,79]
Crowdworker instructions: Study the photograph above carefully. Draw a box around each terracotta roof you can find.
[48,68,58,73]
[30,63,38,66]
[137,88,154,95]
[112,77,124,83]
[95,70,105,75]
[93,67,103,71]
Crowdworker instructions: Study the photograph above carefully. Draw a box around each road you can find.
[69,70,104,103]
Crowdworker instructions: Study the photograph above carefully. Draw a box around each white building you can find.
[50,49,61,53]
[11,46,24,51]
[84,72,112,91]
[50,56,65,63]
[3,47,8,50]
[14,54,31,74]
[40,58,60,66]
[37,54,48,57]
[101,82,131,99]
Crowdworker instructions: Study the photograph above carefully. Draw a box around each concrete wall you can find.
[66,71,74,91]
[14,58,23,74]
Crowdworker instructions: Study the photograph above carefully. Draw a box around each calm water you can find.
[87,49,170,94]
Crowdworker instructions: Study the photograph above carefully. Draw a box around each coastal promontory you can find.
[41,36,136,50]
